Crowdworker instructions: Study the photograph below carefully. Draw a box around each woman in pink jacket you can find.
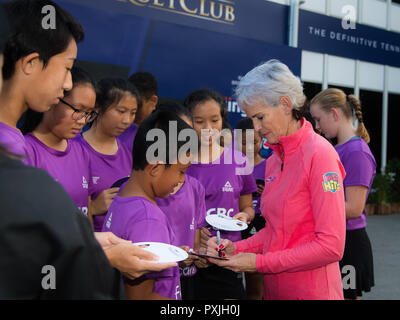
[207,60,347,300]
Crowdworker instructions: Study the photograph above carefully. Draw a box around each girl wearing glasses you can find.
[21,66,97,216]
[75,78,140,231]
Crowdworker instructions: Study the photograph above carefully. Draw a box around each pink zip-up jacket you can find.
[234,119,346,300]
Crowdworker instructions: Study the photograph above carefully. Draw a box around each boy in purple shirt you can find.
[0,0,83,160]
[102,109,197,300]
[155,102,208,300]
[76,78,140,230]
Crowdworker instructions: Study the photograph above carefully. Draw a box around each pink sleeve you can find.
[234,227,267,255]
[255,151,346,274]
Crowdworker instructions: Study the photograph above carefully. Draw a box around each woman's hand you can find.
[210,253,258,273]
[205,237,257,272]
[91,187,119,215]
[206,236,236,258]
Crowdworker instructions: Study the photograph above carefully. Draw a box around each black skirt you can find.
[192,265,246,300]
[339,228,375,299]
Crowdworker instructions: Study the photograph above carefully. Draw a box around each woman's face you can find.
[191,99,223,147]
[242,99,291,144]
[98,93,138,137]
[44,84,96,140]
[310,103,338,139]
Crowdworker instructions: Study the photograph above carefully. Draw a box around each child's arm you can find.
[193,228,209,268]
[234,194,255,224]
[194,229,201,251]
[125,279,172,300]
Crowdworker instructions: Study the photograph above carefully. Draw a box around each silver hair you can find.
[235,60,306,112]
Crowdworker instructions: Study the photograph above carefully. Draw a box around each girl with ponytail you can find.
[310,88,375,300]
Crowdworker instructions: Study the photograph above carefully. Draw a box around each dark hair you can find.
[20,66,95,134]
[65,66,96,97]
[0,5,9,53]
[132,109,196,171]
[128,71,158,100]
[2,0,84,80]
[156,100,191,121]
[93,78,142,120]
[183,88,231,130]
[235,117,254,130]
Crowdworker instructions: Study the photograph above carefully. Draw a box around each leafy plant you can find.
[367,173,393,204]
[385,158,400,202]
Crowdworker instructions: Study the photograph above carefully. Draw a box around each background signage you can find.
[54,0,300,128]
[299,9,400,68]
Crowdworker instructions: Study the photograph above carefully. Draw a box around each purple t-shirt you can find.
[24,133,91,215]
[118,123,138,153]
[74,134,132,231]
[335,137,376,230]
[252,159,267,215]
[102,196,181,300]
[156,175,207,278]
[186,147,257,242]
[0,122,28,159]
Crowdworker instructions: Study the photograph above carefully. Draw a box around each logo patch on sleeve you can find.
[322,172,341,193]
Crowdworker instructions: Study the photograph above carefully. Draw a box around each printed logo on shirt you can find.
[322,172,341,193]
[106,212,113,229]
[266,176,277,183]
[222,181,234,192]
[180,265,197,278]
[175,285,181,300]
[190,217,195,230]
[82,176,88,189]
[78,206,88,216]
[92,176,100,185]
[207,208,234,217]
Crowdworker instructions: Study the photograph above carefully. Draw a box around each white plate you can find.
[132,242,188,263]
[206,214,248,231]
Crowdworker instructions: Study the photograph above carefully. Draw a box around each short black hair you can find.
[236,117,254,130]
[2,0,84,80]
[156,100,191,121]
[128,71,158,100]
[20,66,94,134]
[132,109,197,171]
[0,5,9,53]
[95,78,142,118]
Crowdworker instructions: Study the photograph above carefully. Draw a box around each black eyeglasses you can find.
[60,98,97,122]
